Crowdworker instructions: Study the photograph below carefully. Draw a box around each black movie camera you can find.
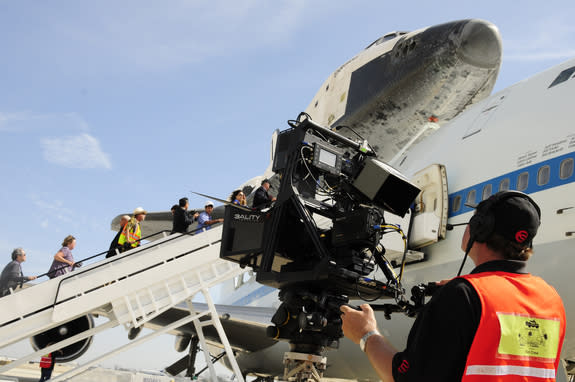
[220,113,421,352]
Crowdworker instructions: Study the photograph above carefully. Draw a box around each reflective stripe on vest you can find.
[117,221,141,248]
[40,354,52,368]
[466,365,556,378]
[461,272,566,381]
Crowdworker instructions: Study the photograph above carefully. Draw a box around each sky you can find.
[1,0,575,376]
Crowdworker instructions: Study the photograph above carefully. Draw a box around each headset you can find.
[458,190,541,276]
[468,190,541,243]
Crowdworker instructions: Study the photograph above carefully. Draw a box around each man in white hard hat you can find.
[196,201,223,232]
[118,207,147,252]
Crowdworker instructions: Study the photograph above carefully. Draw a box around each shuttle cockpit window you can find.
[365,31,408,49]
[560,158,574,179]
[517,172,529,191]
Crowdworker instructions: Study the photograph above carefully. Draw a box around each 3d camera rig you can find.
[220,113,422,356]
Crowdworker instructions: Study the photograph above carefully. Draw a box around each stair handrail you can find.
[51,224,223,307]
[0,224,224,328]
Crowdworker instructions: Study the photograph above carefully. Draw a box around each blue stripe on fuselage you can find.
[449,151,575,218]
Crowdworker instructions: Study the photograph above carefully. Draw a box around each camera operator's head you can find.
[462,191,541,262]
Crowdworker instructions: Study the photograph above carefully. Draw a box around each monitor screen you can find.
[318,148,337,168]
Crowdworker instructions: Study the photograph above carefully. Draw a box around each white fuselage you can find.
[218,57,575,380]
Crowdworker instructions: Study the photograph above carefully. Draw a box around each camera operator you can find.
[340,191,566,381]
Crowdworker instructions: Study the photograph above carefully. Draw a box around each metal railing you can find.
[0,223,224,327]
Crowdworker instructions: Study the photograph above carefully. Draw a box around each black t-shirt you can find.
[172,207,194,234]
[252,186,272,209]
[391,260,527,382]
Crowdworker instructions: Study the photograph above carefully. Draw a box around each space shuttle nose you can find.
[458,19,502,69]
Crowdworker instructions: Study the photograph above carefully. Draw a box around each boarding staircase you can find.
[0,226,246,382]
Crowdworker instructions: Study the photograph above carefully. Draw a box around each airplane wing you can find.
[110,174,276,239]
[146,303,277,353]
[152,303,278,377]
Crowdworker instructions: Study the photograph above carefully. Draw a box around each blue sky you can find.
[1,0,575,373]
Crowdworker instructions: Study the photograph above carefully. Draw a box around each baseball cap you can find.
[205,200,214,207]
[479,192,541,245]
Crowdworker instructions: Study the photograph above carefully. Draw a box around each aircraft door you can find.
[409,164,448,248]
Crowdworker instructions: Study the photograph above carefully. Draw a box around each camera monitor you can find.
[312,142,342,175]
[353,158,421,217]
[220,206,266,267]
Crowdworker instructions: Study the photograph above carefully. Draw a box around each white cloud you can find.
[0,111,38,131]
[41,133,112,169]
[504,16,575,62]
[0,111,112,169]
[29,194,76,224]
[1,0,335,73]
[0,111,89,133]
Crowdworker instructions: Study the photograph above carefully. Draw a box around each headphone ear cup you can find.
[469,213,481,242]
[469,210,494,243]
[469,190,540,245]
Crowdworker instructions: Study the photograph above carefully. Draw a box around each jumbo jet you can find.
[5,18,574,382]
[119,20,574,380]
[174,55,575,381]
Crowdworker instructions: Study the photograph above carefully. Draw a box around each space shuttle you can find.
[126,18,502,235]
[2,17,574,382]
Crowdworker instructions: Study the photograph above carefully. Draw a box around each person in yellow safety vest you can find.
[117,207,147,252]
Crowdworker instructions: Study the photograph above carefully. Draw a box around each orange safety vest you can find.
[461,272,565,381]
[117,219,141,248]
[40,353,52,368]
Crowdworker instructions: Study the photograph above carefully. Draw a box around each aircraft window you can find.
[466,189,476,206]
[560,158,574,179]
[517,172,529,191]
[482,184,493,200]
[452,195,462,212]
[499,178,510,191]
[537,165,550,186]
[548,66,575,88]
[365,31,408,49]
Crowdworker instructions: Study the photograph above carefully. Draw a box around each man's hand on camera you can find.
[340,303,378,344]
